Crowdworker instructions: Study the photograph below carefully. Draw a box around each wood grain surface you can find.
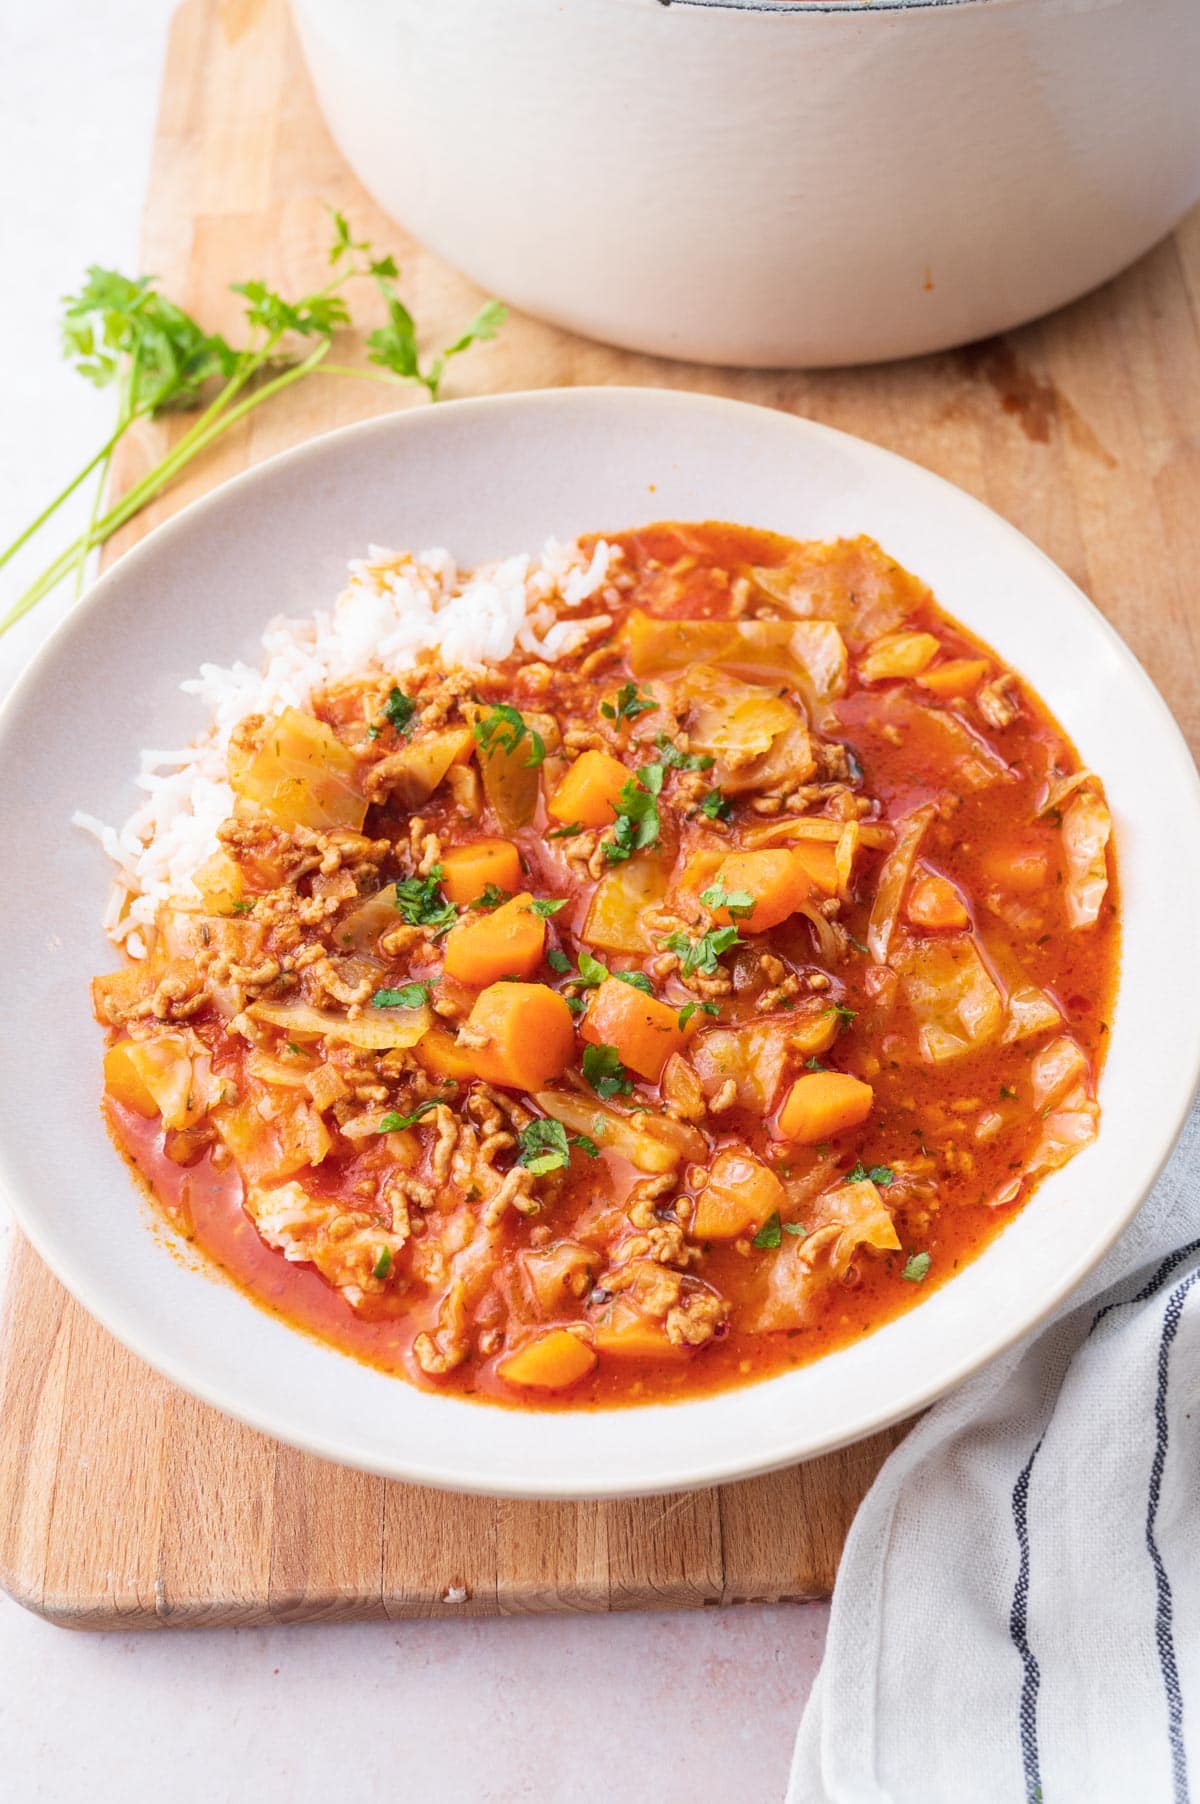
[1,0,1197,1629]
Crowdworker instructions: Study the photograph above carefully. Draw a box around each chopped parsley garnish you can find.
[372,1247,393,1280]
[517,1117,599,1174]
[229,899,256,914]
[393,867,458,935]
[473,703,545,768]
[783,1221,809,1239]
[378,1100,438,1133]
[846,1161,895,1187]
[664,923,741,978]
[604,763,664,863]
[471,883,511,911]
[805,1056,827,1072]
[371,983,430,1009]
[565,995,587,1016]
[382,686,417,736]
[547,947,572,973]
[576,950,609,987]
[699,787,731,821]
[613,970,653,994]
[581,1043,633,1100]
[531,896,568,917]
[827,1003,857,1027]
[547,821,583,839]
[601,681,658,725]
[902,1251,932,1283]
[653,732,713,773]
[700,880,755,919]
[752,1213,783,1250]
[677,999,720,1029]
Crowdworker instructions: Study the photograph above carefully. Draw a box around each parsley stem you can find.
[0,339,326,635]
[0,419,131,573]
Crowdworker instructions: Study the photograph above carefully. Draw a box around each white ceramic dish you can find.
[0,388,1197,1499]
[293,0,1200,367]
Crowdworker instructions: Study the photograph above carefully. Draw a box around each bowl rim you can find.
[0,385,1197,1499]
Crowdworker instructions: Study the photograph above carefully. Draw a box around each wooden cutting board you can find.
[2,0,1197,1630]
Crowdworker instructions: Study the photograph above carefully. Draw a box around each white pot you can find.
[293,0,1200,369]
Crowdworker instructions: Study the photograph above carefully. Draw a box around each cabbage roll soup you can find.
[88,523,1118,1408]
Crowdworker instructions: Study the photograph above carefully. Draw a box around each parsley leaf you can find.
[613,970,653,994]
[827,1003,857,1027]
[473,704,545,768]
[664,924,741,978]
[371,984,430,1009]
[700,880,756,920]
[547,948,572,974]
[902,1252,932,1283]
[753,1213,783,1249]
[576,950,609,987]
[547,821,583,839]
[378,1100,438,1133]
[805,1056,827,1072]
[372,1246,393,1280]
[600,682,658,725]
[382,687,416,735]
[531,897,568,917]
[846,1161,895,1187]
[393,868,458,935]
[604,765,664,864]
[517,1118,599,1174]
[677,1000,720,1029]
[699,787,731,821]
[471,883,511,911]
[517,1118,572,1175]
[653,732,713,773]
[581,1043,633,1100]
[782,1221,809,1239]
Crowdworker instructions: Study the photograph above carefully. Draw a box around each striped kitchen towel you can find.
[789,1100,1200,1804]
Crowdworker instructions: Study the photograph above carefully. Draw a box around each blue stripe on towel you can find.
[1147,1270,1199,1804]
[1009,1240,1200,1801]
[1010,1438,1045,1803]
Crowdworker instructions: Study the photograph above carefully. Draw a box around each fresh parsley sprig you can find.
[1,209,506,636]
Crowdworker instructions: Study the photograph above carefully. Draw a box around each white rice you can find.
[75,537,621,958]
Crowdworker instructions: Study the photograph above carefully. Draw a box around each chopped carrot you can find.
[709,848,813,931]
[786,1002,840,1058]
[497,1329,597,1391]
[413,1025,479,1085]
[464,982,576,1091]
[979,843,1049,893]
[439,838,523,906]
[443,892,546,988]
[672,846,726,915]
[777,1070,874,1143]
[906,872,970,931]
[593,1299,689,1360]
[916,657,991,697]
[859,631,940,684]
[786,840,839,896]
[691,1148,786,1241]
[103,1041,159,1118]
[547,748,630,828]
[581,975,690,1081]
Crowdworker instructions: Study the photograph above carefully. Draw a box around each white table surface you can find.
[0,5,826,1798]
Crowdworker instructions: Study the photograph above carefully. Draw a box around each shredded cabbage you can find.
[1061,788,1112,928]
[895,936,1004,1064]
[867,803,935,964]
